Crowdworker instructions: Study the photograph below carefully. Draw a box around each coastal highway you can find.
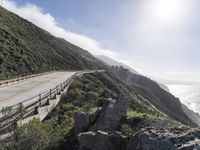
[0,71,77,111]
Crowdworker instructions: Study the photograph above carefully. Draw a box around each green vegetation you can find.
[127,110,149,117]
[0,7,106,79]
[127,109,184,127]
[120,124,132,136]
[1,106,13,115]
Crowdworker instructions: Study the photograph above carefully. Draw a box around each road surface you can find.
[0,71,76,111]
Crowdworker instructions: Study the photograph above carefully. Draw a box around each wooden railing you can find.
[0,73,76,132]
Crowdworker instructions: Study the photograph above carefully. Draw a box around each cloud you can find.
[3,0,118,58]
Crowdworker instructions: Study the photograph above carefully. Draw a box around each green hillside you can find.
[0,7,106,79]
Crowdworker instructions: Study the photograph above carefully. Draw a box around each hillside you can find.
[0,7,106,79]
[110,66,196,126]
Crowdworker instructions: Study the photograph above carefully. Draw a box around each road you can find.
[0,71,76,111]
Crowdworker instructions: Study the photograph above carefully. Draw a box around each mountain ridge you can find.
[97,55,138,74]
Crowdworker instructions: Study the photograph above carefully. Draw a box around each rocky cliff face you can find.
[72,98,200,150]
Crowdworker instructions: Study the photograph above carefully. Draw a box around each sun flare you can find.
[150,0,188,24]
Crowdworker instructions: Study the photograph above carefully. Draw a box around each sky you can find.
[3,0,200,82]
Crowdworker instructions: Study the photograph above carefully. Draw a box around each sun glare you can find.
[150,0,188,24]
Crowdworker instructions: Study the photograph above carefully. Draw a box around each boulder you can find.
[74,112,89,134]
[77,130,127,150]
[127,130,176,150]
[89,97,128,132]
[72,98,200,150]
[170,128,200,149]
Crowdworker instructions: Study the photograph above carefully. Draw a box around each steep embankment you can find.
[110,66,196,126]
[0,7,106,79]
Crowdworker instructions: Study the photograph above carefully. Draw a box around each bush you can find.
[85,91,99,104]
[120,124,132,136]
[0,53,4,64]
[4,119,49,150]
[66,88,82,101]
[97,97,107,107]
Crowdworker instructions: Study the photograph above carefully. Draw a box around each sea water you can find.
[167,84,200,114]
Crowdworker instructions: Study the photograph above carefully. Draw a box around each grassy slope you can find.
[0,7,106,79]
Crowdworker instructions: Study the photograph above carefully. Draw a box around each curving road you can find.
[0,71,76,111]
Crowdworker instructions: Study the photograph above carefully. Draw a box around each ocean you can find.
[167,84,200,114]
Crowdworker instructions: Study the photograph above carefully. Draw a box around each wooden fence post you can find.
[39,94,41,106]
[50,89,52,99]
[19,103,23,118]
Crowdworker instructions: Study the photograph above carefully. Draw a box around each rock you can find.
[77,130,127,150]
[73,97,200,150]
[170,129,200,149]
[178,142,200,150]
[115,97,128,117]
[89,97,128,132]
[127,129,176,150]
[74,112,89,134]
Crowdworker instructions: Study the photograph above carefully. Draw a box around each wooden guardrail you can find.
[0,73,77,132]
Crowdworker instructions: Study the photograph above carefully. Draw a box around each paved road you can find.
[0,71,76,111]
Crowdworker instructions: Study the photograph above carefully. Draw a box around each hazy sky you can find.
[3,0,200,82]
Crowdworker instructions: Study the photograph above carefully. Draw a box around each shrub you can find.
[85,91,99,104]
[97,97,107,107]
[0,53,4,64]
[120,124,132,136]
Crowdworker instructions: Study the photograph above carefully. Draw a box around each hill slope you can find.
[110,66,196,126]
[0,7,106,79]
